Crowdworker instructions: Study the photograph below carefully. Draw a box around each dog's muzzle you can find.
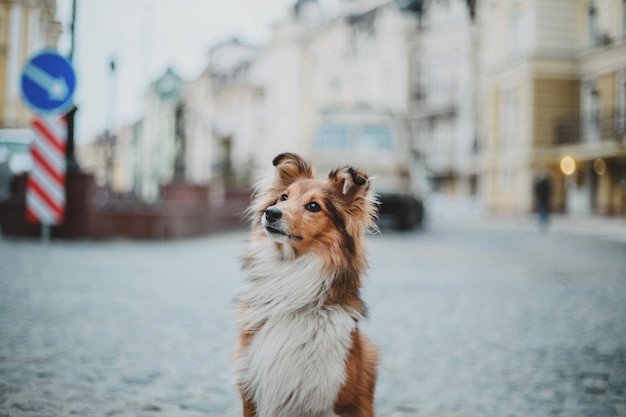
[262,206,303,241]
[265,207,282,223]
[263,206,285,236]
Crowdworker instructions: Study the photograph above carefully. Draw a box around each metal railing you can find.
[554,110,626,145]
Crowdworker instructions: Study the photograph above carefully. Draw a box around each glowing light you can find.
[560,155,576,176]
[594,158,606,175]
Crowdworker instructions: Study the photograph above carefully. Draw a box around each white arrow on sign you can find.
[23,63,69,101]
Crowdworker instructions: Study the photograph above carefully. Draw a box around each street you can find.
[1,216,625,417]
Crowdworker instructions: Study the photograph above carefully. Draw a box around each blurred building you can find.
[0,0,61,129]
[241,0,418,177]
[99,0,626,217]
[111,121,140,194]
[479,0,626,215]
[0,0,61,203]
[134,67,184,202]
[180,0,419,185]
[410,0,479,198]
[555,0,626,215]
[184,38,263,187]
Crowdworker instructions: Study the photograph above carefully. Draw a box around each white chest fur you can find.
[235,241,358,417]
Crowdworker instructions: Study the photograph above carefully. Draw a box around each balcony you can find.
[555,110,626,145]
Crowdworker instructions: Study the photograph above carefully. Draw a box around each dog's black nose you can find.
[265,207,282,222]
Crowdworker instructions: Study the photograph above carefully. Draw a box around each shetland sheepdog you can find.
[233,153,379,417]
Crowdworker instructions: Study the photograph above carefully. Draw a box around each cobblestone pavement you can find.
[1,219,625,417]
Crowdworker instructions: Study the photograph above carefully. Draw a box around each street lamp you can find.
[594,158,606,176]
[66,0,80,174]
[560,155,576,176]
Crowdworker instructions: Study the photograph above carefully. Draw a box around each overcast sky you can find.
[55,0,292,143]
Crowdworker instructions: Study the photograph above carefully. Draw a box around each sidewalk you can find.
[547,214,626,243]
[455,214,626,244]
[426,195,626,244]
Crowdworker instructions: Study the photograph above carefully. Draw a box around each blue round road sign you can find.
[20,50,76,114]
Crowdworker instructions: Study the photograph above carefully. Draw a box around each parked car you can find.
[310,107,427,229]
[0,130,33,201]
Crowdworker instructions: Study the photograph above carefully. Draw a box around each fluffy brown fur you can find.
[234,152,379,417]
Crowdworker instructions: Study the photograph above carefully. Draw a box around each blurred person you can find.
[534,172,551,231]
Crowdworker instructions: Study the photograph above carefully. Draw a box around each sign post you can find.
[21,50,76,114]
[20,50,76,241]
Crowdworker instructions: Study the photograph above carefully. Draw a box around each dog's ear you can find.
[273,153,314,187]
[247,153,314,225]
[327,166,378,233]
[327,166,369,199]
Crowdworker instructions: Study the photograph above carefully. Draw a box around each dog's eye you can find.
[305,202,321,212]
[279,194,288,201]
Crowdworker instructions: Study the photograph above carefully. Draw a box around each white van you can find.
[0,129,34,201]
[310,108,427,229]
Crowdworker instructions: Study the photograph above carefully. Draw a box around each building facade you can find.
[244,0,417,177]
[182,38,263,188]
[480,0,626,215]
[410,0,479,197]
[0,0,61,128]
[111,121,140,194]
[559,0,626,215]
[97,0,626,217]
[135,67,184,202]
[182,1,419,184]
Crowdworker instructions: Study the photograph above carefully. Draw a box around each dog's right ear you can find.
[247,153,314,225]
[272,153,314,188]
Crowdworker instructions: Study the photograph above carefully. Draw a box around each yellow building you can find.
[0,0,61,128]
[480,0,626,216]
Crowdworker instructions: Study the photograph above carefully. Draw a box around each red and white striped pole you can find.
[26,115,67,238]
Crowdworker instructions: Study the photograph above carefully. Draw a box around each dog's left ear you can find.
[328,166,370,199]
[328,166,378,233]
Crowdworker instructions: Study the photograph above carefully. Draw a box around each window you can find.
[357,127,393,152]
[28,8,41,56]
[509,11,523,58]
[500,89,519,147]
[0,10,5,44]
[0,141,30,154]
[623,0,626,38]
[585,86,600,141]
[500,168,517,190]
[314,127,349,149]
[7,4,23,101]
[314,125,396,152]
[588,3,598,46]
[620,76,626,133]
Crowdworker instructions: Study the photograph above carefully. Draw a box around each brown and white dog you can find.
[233,153,379,417]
